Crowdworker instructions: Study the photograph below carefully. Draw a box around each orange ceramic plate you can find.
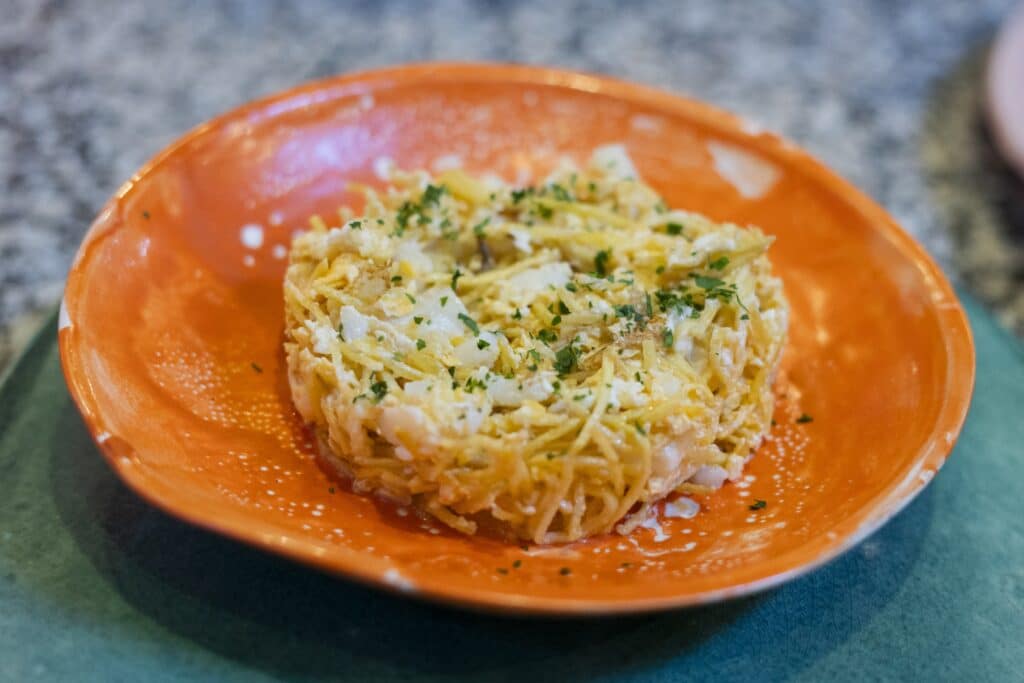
[59,64,974,615]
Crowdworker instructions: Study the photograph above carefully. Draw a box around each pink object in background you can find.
[988,3,1024,177]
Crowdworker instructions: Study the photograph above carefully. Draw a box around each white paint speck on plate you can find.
[96,432,111,443]
[243,255,255,267]
[58,296,72,330]
[383,568,416,592]
[432,154,462,172]
[373,156,395,180]
[707,140,780,199]
[359,94,375,110]
[268,210,284,226]
[272,244,288,260]
[240,224,264,249]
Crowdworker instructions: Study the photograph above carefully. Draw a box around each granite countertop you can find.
[1,0,1022,370]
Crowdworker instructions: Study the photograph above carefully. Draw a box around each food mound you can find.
[284,147,788,544]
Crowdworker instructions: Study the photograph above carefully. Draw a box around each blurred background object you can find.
[1,0,1022,372]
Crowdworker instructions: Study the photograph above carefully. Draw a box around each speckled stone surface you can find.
[1,0,1023,370]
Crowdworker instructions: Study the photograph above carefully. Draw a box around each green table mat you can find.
[1,292,1022,682]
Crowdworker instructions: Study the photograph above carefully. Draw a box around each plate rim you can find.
[58,62,976,616]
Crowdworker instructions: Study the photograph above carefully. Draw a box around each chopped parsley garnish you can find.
[796,413,814,424]
[656,265,666,275]
[709,256,730,270]
[749,499,767,511]
[512,559,522,569]
[473,217,490,237]
[537,328,558,344]
[349,220,362,229]
[477,339,491,349]
[551,315,562,326]
[536,203,554,219]
[665,222,684,236]
[141,210,150,220]
[391,275,403,283]
[527,348,542,371]
[553,339,580,376]
[413,316,424,324]
[458,313,480,335]
[559,567,572,576]
[421,183,446,206]
[695,275,726,290]
[451,268,463,291]
[510,187,534,203]
[496,567,509,575]
[416,339,427,350]
[634,421,646,435]
[447,366,456,378]
[440,295,449,306]
[549,183,573,202]
[635,371,643,383]
[557,300,571,315]
[337,323,345,340]
[594,249,611,277]
[565,282,578,292]
[370,380,388,403]
[405,293,416,304]
[250,362,263,373]
[512,308,522,320]
[662,327,675,348]
[645,292,654,317]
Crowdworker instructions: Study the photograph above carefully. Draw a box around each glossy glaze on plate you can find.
[59,63,974,614]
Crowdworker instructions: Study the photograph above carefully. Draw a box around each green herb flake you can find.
[440,295,449,306]
[451,269,463,291]
[370,380,388,403]
[594,249,611,277]
[416,339,427,351]
[413,316,424,324]
[634,421,646,435]
[141,210,151,220]
[476,339,490,350]
[749,499,767,511]
[709,256,730,270]
[559,567,572,576]
[458,313,480,335]
[250,362,263,373]
[349,220,362,229]
[512,559,522,569]
[405,293,416,304]
[565,282,578,292]
[473,217,490,237]
[537,328,558,344]
[512,308,523,320]
[557,300,570,315]
[656,265,666,275]
[662,327,675,348]
[695,275,726,290]
[391,275,403,283]
[551,315,562,326]
[553,339,580,376]
[796,413,814,424]
[496,567,509,575]
[665,222,684,236]
[421,183,446,206]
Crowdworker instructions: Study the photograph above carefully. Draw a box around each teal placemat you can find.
[1,292,1021,682]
